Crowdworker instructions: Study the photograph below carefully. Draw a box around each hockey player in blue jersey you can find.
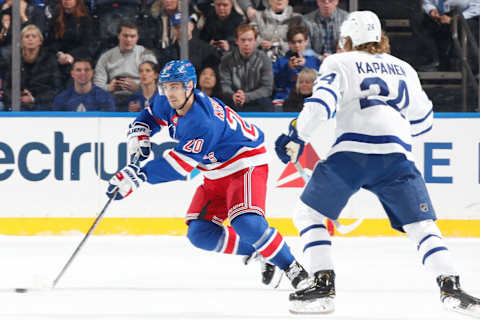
[106,59,311,293]
[275,11,480,317]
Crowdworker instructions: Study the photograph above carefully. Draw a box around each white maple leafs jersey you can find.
[297,51,433,161]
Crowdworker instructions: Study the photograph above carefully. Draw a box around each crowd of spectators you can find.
[0,0,478,112]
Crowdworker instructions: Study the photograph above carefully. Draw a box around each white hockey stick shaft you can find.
[293,162,364,235]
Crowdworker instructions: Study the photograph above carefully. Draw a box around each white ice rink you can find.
[1,235,479,320]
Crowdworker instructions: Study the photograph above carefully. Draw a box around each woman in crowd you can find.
[47,0,95,82]
[198,66,222,99]
[127,61,160,112]
[3,24,62,111]
[282,68,317,112]
[250,0,302,62]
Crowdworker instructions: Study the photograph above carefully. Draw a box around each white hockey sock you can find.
[404,220,456,277]
[294,201,334,272]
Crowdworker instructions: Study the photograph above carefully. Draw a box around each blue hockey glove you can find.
[106,164,146,200]
[127,122,152,162]
[275,119,305,164]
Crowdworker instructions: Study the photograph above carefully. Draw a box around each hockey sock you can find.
[231,213,295,270]
[404,220,457,277]
[187,219,254,255]
[293,201,334,272]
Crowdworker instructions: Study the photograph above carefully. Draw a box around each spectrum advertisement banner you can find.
[0,113,479,228]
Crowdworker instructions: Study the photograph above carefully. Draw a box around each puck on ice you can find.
[15,288,28,293]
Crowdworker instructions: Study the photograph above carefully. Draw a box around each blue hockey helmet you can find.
[158,60,197,90]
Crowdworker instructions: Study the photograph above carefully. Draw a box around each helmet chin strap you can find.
[177,86,194,111]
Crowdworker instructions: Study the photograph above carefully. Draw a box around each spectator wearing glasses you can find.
[303,0,348,60]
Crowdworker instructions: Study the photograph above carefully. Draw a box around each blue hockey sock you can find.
[187,220,254,255]
[231,213,295,270]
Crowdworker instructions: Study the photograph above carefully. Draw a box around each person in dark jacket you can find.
[47,0,95,82]
[282,67,317,112]
[272,25,320,108]
[158,11,220,73]
[52,58,115,111]
[3,24,63,111]
[219,24,274,112]
[200,0,245,56]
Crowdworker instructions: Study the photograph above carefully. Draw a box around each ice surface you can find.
[0,235,479,320]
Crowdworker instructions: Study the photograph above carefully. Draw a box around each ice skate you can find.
[437,275,480,318]
[284,261,311,289]
[243,252,276,285]
[289,270,335,314]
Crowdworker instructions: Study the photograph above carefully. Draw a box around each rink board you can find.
[1,112,479,236]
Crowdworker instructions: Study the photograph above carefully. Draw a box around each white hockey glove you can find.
[106,164,146,200]
[127,122,152,162]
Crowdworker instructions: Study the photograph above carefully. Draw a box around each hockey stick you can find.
[293,162,364,235]
[51,154,140,289]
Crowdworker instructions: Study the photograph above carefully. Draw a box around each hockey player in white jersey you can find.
[105,60,311,294]
[275,11,480,317]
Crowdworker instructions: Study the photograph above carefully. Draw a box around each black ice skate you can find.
[289,270,335,314]
[243,252,276,285]
[284,261,311,290]
[437,275,480,318]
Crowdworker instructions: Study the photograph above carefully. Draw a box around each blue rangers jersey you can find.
[134,89,269,183]
[296,51,433,161]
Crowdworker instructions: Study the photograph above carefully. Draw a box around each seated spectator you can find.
[158,11,220,74]
[200,0,245,56]
[237,0,269,21]
[0,0,52,61]
[273,25,320,108]
[303,0,348,60]
[93,19,158,112]
[47,0,96,83]
[136,1,164,55]
[219,24,274,112]
[198,66,222,98]
[150,0,200,49]
[0,11,11,62]
[3,24,62,111]
[0,0,51,35]
[52,58,115,111]
[94,0,141,53]
[127,60,159,112]
[282,67,317,112]
[413,0,480,72]
[250,0,302,62]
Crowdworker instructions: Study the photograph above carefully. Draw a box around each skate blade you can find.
[445,305,480,318]
[443,299,480,319]
[289,297,335,315]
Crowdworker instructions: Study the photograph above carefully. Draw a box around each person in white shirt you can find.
[275,10,480,317]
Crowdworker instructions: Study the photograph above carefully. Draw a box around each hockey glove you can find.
[106,164,146,200]
[127,122,152,162]
[274,119,305,164]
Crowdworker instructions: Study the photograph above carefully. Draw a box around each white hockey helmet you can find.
[339,10,381,48]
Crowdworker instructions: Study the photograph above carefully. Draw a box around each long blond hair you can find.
[342,31,390,54]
